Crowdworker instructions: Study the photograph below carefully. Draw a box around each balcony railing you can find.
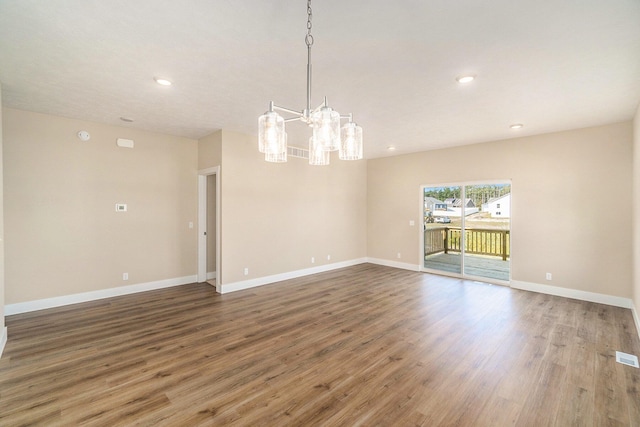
[424,227,510,260]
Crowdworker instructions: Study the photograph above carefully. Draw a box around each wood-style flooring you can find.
[1,264,639,426]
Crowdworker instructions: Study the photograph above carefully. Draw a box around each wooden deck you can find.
[425,252,510,281]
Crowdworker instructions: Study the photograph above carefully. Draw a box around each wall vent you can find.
[615,351,639,368]
[287,146,309,159]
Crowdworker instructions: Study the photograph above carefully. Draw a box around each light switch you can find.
[409,220,415,226]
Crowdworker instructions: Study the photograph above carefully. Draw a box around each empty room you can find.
[1,1,640,425]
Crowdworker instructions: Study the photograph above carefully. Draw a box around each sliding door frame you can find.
[419,179,512,286]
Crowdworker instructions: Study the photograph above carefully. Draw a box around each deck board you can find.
[425,252,510,281]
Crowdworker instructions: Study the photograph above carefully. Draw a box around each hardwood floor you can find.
[1,264,639,426]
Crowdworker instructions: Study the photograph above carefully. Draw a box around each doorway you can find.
[198,167,220,290]
[422,182,511,283]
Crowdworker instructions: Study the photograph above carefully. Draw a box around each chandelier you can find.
[258,0,363,165]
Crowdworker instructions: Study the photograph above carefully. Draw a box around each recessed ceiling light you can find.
[456,75,475,84]
[510,123,524,130]
[154,77,172,86]
[120,117,134,123]
[387,145,396,151]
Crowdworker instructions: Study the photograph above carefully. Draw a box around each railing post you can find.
[443,228,448,254]
[501,230,507,261]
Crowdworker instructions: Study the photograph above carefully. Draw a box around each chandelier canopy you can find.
[258,0,363,165]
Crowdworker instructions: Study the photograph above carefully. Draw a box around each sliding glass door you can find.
[423,183,511,282]
[423,186,462,275]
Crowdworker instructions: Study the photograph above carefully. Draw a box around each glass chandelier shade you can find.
[309,136,330,166]
[312,106,340,152]
[258,111,286,155]
[339,122,363,160]
[265,132,287,163]
[257,0,362,165]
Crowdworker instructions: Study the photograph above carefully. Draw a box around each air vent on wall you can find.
[616,351,639,368]
[287,146,309,159]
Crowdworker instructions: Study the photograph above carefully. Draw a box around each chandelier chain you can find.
[258,0,363,163]
[305,0,314,47]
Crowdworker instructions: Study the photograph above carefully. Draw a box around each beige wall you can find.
[368,122,633,298]
[0,85,5,336]
[3,109,198,304]
[2,105,633,310]
[198,130,222,170]
[633,105,640,313]
[219,130,367,284]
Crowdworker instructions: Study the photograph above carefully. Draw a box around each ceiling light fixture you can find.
[510,123,524,129]
[154,77,172,86]
[258,0,363,165]
[456,75,475,84]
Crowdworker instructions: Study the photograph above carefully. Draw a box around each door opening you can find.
[422,182,511,283]
[198,167,220,291]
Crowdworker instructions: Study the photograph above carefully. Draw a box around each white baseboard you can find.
[632,304,640,342]
[366,257,420,272]
[206,271,217,280]
[5,275,197,316]
[0,327,7,359]
[511,280,634,309]
[219,258,368,294]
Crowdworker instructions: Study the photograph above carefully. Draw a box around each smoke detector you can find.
[77,130,90,141]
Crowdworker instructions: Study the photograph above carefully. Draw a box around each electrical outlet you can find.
[327,255,331,261]
[397,252,401,259]
[123,273,128,280]
[311,257,315,264]
[244,268,249,276]
[546,272,552,281]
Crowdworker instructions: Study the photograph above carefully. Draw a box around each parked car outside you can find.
[435,216,451,223]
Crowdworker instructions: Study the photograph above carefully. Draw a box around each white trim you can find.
[197,174,207,282]
[366,257,420,272]
[632,304,640,342]
[216,168,221,287]
[0,327,7,359]
[197,167,220,284]
[206,271,217,280]
[198,166,219,175]
[418,185,425,270]
[219,258,367,294]
[5,275,197,315]
[511,280,634,309]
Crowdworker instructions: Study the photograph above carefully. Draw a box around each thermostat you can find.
[115,204,127,212]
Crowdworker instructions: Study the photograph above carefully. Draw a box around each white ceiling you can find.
[1,0,639,159]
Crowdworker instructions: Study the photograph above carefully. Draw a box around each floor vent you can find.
[615,351,639,368]
[288,146,309,159]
